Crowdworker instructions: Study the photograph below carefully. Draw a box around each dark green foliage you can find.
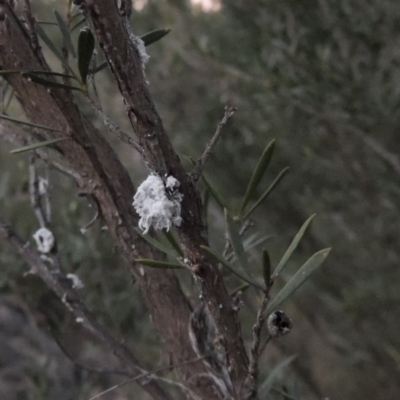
[77,27,95,85]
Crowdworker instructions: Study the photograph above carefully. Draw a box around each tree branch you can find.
[83,2,250,394]
[193,105,237,180]
[0,221,172,400]
[0,3,218,398]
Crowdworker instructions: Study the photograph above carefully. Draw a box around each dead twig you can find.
[78,192,101,234]
[87,353,216,400]
[192,106,237,180]
[85,95,144,155]
[243,295,270,399]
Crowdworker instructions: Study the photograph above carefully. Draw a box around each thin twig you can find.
[87,353,213,400]
[0,118,81,183]
[85,95,144,155]
[192,105,237,180]
[43,157,84,183]
[78,192,100,234]
[49,332,132,377]
[243,295,270,400]
[22,0,40,52]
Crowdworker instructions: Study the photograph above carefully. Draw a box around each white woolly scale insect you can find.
[132,174,183,234]
[129,33,150,69]
[32,227,55,254]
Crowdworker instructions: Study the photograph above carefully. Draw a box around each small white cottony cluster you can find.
[33,227,55,254]
[66,273,85,290]
[38,177,49,195]
[129,33,150,69]
[133,174,183,234]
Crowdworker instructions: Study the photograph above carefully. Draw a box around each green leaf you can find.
[273,214,316,279]
[70,17,86,33]
[3,84,14,113]
[54,10,76,58]
[37,21,58,26]
[141,29,171,47]
[239,139,275,217]
[186,155,227,209]
[93,60,108,74]
[201,245,265,291]
[202,174,227,209]
[243,233,274,252]
[78,27,95,85]
[0,114,64,133]
[243,166,290,220]
[225,208,251,275]
[162,230,184,257]
[259,355,297,396]
[22,73,82,91]
[0,70,77,80]
[36,23,76,76]
[135,259,184,269]
[10,138,69,154]
[266,248,331,314]
[262,249,271,288]
[135,228,178,258]
[27,70,78,80]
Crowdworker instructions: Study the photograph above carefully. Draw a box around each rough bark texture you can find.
[0,1,250,398]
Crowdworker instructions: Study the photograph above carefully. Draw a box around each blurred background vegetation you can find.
[1,0,400,399]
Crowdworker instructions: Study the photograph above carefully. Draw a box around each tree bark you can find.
[0,1,250,397]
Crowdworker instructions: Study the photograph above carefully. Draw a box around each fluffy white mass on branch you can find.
[33,227,55,253]
[133,174,183,234]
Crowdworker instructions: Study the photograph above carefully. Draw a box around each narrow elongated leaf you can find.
[186,155,227,209]
[141,29,171,46]
[10,138,68,154]
[273,214,316,279]
[243,166,290,219]
[201,245,264,291]
[225,209,251,275]
[78,27,95,85]
[239,139,275,216]
[202,174,227,209]
[162,230,184,257]
[0,70,24,76]
[266,248,331,314]
[27,70,78,80]
[23,73,82,91]
[0,114,64,132]
[54,10,76,58]
[3,85,14,113]
[259,355,297,396]
[37,21,58,26]
[0,70,77,80]
[70,17,86,33]
[35,23,76,76]
[135,259,183,269]
[94,61,108,74]
[262,249,271,288]
[135,228,177,258]
[243,234,274,252]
